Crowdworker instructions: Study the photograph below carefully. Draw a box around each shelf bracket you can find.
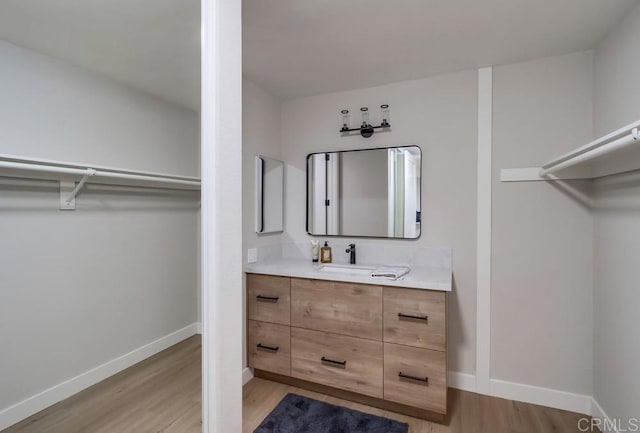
[59,168,96,210]
[500,166,593,182]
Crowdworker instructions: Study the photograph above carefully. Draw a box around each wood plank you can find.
[2,336,202,433]
[290,327,383,398]
[247,320,291,376]
[291,277,382,340]
[247,274,291,325]
[384,342,447,414]
[253,370,445,423]
[384,287,446,351]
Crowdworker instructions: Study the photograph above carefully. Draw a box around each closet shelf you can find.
[501,120,640,182]
[0,153,200,210]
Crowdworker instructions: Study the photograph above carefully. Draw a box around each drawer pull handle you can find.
[321,356,347,367]
[256,295,279,302]
[256,343,279,352]
[398,312,429,322]
[399,372,429,383]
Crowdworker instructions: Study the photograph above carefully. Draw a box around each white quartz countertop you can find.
[245,259,452,291]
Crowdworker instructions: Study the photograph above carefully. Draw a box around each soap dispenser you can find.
[320,241,332,263]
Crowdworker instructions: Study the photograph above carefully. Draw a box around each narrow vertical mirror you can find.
[255,155,284,233]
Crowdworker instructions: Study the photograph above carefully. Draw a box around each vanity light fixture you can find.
[340,110,350,132]
[338,104,391,138]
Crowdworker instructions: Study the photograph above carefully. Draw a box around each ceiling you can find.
[243,0,639,100]
[0,0,200,111]
[1,0,636,107]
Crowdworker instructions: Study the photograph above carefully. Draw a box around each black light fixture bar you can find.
[339,124,391,133]
[339,105,391,138]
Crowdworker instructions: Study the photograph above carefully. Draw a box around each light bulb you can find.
[380,104,390,127]
[360,107,370,128]
[340,109,350,132]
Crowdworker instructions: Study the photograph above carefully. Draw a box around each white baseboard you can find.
[0,323,200,431]
[196,322,203,334]
[590,397,608,420]
[448,371,477,392]
[590,398,618,433]
[242,367,254,385]
[448,371,592,416]
[489,377,592,415]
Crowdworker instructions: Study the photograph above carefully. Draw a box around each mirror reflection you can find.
[307,146,421,238]
[255,155,284,233]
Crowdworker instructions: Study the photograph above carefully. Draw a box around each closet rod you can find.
[0,156,201,190]
[539,123,640,177]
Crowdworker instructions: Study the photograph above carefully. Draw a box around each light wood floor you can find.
[4,336,592,433]
[2,336,202,433]
[243,379,591,433]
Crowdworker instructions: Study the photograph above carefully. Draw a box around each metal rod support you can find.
[66,168,96,203]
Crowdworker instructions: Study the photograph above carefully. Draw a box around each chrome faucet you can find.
[345,244,356,265]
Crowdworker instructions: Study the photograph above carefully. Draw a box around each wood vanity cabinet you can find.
[291,327,384,398]
[290,278,383,340]
[246,273,448,420]
[247,320,291,376]
[247,274,291,325]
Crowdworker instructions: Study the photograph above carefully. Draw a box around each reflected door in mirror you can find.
[306,146,421,239]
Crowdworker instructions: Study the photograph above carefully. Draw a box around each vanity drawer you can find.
[248,320,291,376]
[291,278,382,340]
[383,287,446,351]
[291,327,383,398]
[384,343,447,414]
[247,274,291,325]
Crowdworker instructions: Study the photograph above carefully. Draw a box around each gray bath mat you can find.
[253,393,409,433]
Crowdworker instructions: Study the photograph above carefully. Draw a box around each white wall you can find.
[243,79,283,254]
[0,41,199,176]
[593,3,640,138]
[592,2,640,425]
[280,71,479,376]
[491,51,594,394]
[278,51,603,401]
[242,79,283,366]
[0,41,199,415]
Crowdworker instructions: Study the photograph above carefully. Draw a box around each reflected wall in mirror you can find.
[255,155,284,233]
[307,146,421,239]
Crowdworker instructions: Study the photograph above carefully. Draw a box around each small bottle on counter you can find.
[311,240,319,263]
[320,241,332,263]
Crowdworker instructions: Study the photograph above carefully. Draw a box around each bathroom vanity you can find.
[247,145,449,419]
[245,260,450,421]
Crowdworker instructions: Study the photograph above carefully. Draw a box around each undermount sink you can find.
[319,264,376,276]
